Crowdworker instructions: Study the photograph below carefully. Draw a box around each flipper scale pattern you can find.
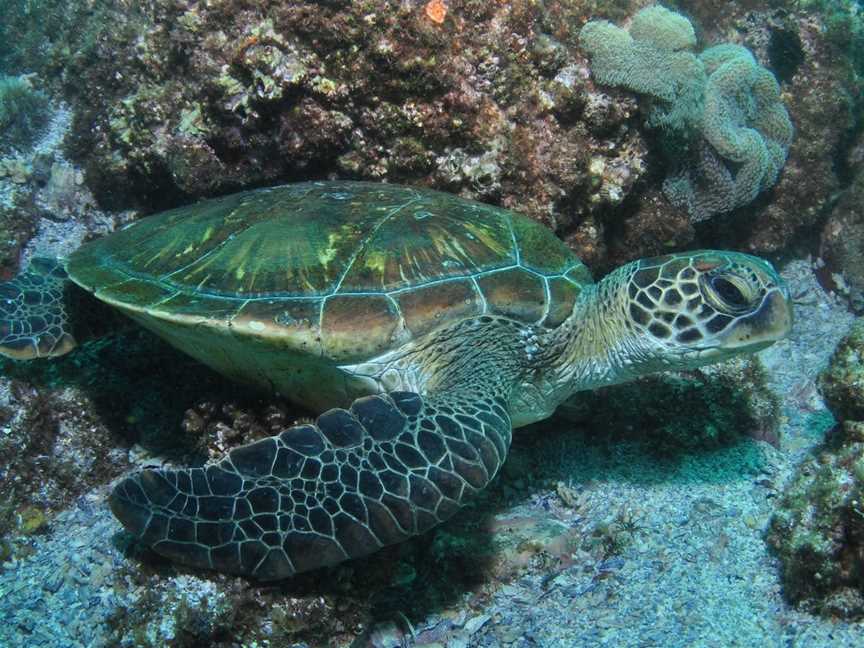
[111,389,512,579]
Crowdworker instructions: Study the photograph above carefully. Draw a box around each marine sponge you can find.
[579,5,793,222]
[579,5,704,132]
[0,74,50,153]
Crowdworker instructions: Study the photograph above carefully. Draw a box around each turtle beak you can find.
[716,287,793,350]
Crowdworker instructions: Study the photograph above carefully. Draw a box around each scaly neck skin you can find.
[551,262,660,395]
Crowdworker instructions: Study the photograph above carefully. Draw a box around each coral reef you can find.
[579,6,705,132]
[3,1,862,644]
[0,1,858,272]
[767,319,864,618]
[10,2,640,227]
[593,2,863,269]
[674,1,862,258]
[580,6,794,222]
[0,0,654,268]
[665,43,793,221]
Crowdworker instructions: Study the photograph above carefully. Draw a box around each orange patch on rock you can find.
[425,0,447,24]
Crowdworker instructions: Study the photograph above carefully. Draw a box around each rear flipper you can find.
[0,258,75,360]
[110,388,512,580]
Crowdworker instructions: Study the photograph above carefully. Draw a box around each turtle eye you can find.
[704,274,755,314]
[711,276,748,307]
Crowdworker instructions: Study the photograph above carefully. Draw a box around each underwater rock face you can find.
[2,0,649,268]
[1,1,859,271]
[818,319,864,422]
[767,319,864,619]
[819,169,864,313]
[740,19,854,255]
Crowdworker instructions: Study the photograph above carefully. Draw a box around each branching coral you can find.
[579,5,794,222]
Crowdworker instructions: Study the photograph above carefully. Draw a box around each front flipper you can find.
[0,258,75,360]
[111,388,513,580]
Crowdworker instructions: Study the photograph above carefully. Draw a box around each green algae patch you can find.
[17,506,48,535]
[0,74,50,153]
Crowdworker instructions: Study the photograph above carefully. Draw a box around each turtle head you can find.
[621,250,792,367]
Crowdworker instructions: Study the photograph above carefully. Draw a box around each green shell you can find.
[68,181,590,362]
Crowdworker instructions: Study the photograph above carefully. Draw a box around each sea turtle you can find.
[0,181,792,580]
